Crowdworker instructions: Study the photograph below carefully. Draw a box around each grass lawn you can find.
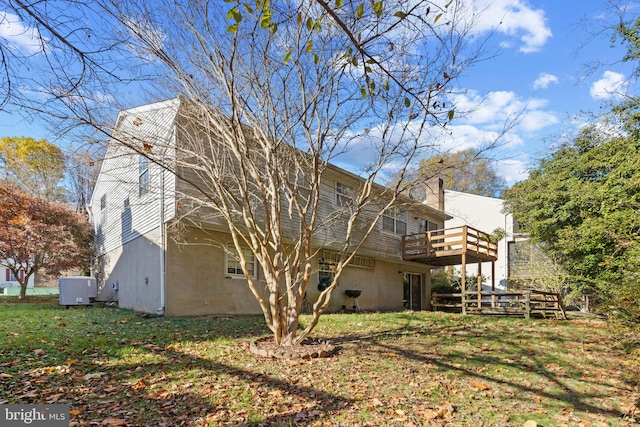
[0,296,638,426]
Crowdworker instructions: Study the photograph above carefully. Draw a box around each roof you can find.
[94,98,451,222]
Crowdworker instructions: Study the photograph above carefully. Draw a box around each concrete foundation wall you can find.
[95,228,163,314]
[164,227,433,316]
[96,224,434,316]
[304,260,432,312]
[164,228,265,317]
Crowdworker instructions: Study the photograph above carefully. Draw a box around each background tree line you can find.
[503,15,640,326]
[0,136,95,298]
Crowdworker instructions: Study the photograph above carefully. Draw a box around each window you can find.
[336,182,354,206]
[319,250,375,269]
[138,155,149,196]
[419,219,440,232]
[318,256,337,291]
[100,194,107,226]
[226,246,258,278]
[382,207,407,234]
[317,249,375,291]
[5,269,23,282]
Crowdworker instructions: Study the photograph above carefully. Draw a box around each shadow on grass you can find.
[2,341,353,426]
[1,301,635,425]
[124,346,355,426]
[328,318,629,421]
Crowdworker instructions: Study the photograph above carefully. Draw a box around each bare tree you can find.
[5,0,492,348]
[100,0,488,347]
[67,145,103,213]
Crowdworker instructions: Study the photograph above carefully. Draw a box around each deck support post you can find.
[461,228,468,315]
[461,252,467,315]
[477,260,482,308]
[524,290,531,319]
[491,261,496,308]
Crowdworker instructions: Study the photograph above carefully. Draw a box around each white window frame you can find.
[138,155,150,196]
[336,182,354,206]
[382,207,408,235]
[225,246,258,279]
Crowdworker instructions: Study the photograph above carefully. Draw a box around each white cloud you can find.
[0,11,43,54]
[451,90,558,133]
[468,0,552,53]
[518,109,559,132]
[590,71,628,100]
[331,87,559,181]
[533,72,559,89]
[495,158,529,184]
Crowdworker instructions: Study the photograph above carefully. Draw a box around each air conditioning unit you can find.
[59,276,97,308]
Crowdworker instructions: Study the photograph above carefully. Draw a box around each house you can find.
[1,264,34,293]
[443,190,513,291]
[90,99,452,316]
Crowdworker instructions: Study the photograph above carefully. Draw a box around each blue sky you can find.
[0,0,637,187]
[444,0,638,184]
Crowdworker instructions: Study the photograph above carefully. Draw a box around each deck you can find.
[402,225,498,266]
[402,225,499,292]
[431,290,566,319]
[402,226,564,319]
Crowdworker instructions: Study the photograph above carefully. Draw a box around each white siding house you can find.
[444,190,514,291]
[90,99,450,316]
[1,264,35,292]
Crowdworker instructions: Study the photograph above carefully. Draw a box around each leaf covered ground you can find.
[0,296,638,426]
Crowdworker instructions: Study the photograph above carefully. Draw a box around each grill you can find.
[345,290,361,298]
[344,289,362,312]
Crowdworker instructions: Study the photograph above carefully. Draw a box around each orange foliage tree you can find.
[0,182,93,299]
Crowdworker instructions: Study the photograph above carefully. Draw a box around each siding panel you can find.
[91,100,179,256]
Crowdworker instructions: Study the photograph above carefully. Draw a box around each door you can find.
[403,273,422,311]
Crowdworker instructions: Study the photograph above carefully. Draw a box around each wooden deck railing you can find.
[402,225,498,262]
[431,290,566,319]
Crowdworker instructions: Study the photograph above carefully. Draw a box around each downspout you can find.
[158,159,166,316]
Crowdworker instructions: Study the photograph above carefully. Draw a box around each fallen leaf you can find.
[422,408,440,420]
[83,372,106,380]
[470,380,491,391]
[33,349,45,356]
[100,417,129,426]
[131,378,147,390]
[46,393,63,402]
[523,421,538,427]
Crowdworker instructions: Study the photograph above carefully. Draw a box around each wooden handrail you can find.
[402,225,498,261]
[431,290,566,319]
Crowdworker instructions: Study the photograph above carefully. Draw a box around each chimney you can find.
[424,177,444,211]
